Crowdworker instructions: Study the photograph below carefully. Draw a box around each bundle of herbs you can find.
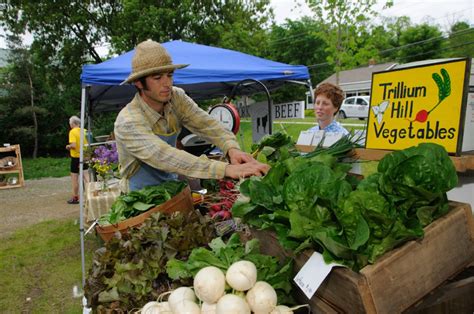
[166,233,295,305]
[85,210,216,311]
[98,181,187,225]
[233,143,457,271]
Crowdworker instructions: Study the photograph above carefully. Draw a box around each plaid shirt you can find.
[114,87,240,191]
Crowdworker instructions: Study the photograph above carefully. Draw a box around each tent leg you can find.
[79,86,87,290]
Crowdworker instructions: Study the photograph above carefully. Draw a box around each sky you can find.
[271,0,474,31]
[1,0,473,50]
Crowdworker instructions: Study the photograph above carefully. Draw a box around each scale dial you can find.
[208,104,240,134]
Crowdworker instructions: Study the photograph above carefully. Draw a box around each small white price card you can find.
[322,132,343,147]
[311,130,325,146]
[296,131,315,145]
[293,252,343,299]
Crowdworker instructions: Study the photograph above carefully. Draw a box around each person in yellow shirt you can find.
[65,115,89,204]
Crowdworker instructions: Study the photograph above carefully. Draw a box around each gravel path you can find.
[0,176,79,238]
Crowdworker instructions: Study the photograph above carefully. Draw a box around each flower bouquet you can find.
[90,143,119,193]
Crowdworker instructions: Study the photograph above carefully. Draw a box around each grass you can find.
[0,219,99,313]
[22,157,70,180]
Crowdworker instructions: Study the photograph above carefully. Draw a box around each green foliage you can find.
[107,0,273,55]
[100,181,187,225]
[447,22,474,58]
[397,23,445,63]
[0,0,273,157]
[267,17,331,87]
[233,143,457,271]
[305,0,383,82]
[85,211,217,311]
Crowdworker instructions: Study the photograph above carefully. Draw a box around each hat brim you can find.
[120,64,189,85]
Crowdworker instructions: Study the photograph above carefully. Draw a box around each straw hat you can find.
[121,40,189,85]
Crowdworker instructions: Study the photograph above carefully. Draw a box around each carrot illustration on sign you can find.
[410,68,451,123]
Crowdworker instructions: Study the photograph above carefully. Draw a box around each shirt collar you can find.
[135,93,166,125]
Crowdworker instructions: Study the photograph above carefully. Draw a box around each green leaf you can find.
[132,202,154,212]
[98,287,120,303]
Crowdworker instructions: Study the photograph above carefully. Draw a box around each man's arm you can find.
[173,89,241,156]
[115,114,229,179]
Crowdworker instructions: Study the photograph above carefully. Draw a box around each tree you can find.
[447,21,474,58]
[0,38,46,158]
[305,0,387,84]
[0,0,274,156]
[107,0,273,55]
[397,23,445,63]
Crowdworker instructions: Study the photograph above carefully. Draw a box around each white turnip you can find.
[194,266,226,304]
[171,300,200,314]
[140,301,172,314]
[271,304,310,314]
[225,260,257,291]
[216,294,250,314]
[201,301,217,314]
[167,287,196,313]
[246,281,278,314]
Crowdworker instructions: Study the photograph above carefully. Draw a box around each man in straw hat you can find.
[114,40,269,192]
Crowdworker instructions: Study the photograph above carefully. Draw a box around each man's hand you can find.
[227,148,253,164]
[224,160,270,179]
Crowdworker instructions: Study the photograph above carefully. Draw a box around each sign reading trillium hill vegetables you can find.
[366,59,470,154]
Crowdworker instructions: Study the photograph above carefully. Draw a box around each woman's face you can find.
[314,94,338,124]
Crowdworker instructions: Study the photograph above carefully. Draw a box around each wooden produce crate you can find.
[251,201,474,314]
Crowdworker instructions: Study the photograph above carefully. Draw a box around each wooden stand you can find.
[250,202,474,313]
[0,145,25,189]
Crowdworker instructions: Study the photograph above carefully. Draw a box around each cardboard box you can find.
[251,201,474,313]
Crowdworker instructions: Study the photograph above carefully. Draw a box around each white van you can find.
[339,96,370,119]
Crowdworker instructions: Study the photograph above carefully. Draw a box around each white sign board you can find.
[273,101,305,119]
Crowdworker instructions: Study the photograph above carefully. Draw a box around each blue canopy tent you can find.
[77,40,311,288]
[81,40,310,110]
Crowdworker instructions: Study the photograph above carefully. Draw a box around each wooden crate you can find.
[251,201,474,314]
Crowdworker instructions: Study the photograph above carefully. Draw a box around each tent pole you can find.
[79,86,87,288]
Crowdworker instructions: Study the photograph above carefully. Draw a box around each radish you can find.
[246,281,278,314]
[201,302,217,314]
[413,109,429,123]
[194,266,226,304]
[226,260,257,291]
[216,294,251,314]
[167,287,196,313]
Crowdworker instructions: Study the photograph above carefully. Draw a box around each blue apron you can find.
[129,130,179,191]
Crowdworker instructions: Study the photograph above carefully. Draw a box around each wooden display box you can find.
[251,201,474,314]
